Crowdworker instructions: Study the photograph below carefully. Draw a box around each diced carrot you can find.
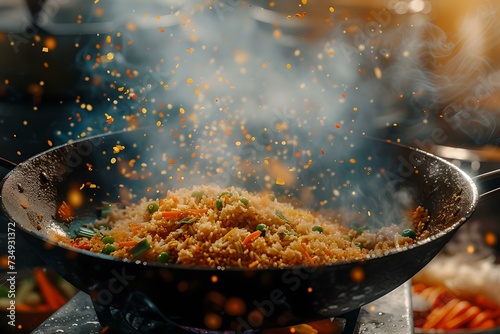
[187,208,208,215]
[161,211,183,219]
[242,230,261,247]
[118,240,139,247]
[422,298,460,330]
[131,224,145,232]
[301,242,315,265]
[443,305,481,330]
[33,267,67,309]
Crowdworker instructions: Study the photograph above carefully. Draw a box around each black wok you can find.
[0,127,493,332]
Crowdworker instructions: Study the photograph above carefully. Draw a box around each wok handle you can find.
[0,157,17,171]
[472,169,500,202]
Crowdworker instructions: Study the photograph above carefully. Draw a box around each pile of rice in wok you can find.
[62,185,428,268]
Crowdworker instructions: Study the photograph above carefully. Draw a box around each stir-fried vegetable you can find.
[255,224,266,236]
[102,236,115,244]
[147,202,159,214]
[76,227,96,239]
[131,239,152,258]
[312,225,323,233]
[402,228,417,239]
[102,244,116,254]
[157,252,170,263]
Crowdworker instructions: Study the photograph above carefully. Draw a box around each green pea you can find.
[147,202,159,214]
[240,198,249,206]
[191,191,204,199]
[255,224,266,237]
[402,229,417,239]
[216,199,223,210]
[157,252,170,263]
[312,225,323,233]
[102,244,116,254]
[101,236,115,244]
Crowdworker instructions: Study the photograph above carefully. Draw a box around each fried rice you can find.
[63,185,426,269]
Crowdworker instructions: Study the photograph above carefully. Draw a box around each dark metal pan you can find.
[0,127,496,332]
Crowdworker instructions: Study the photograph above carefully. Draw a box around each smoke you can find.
[45,0,500,230]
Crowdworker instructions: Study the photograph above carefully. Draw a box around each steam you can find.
[47,0,500,229]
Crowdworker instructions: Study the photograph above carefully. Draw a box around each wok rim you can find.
[0,130,480,273]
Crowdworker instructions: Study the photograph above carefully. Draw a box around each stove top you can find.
[32,282,414,334]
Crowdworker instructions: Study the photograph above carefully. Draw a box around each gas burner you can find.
[32,282,414,334]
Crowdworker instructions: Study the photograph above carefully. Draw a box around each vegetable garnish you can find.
[157,252,170,263]
[191,191,204,199]
[240,198,249,206]
[101,236,115,244]
[70,240,91,250]
[275,211,288,222]
[402,228,417,239]
[301,242,315,265]
[102,244,116,255]
[76,227,97,239]
[99,204,115,218]
[255,224,266,237]
[130,239,152,258]
[176,216,197,225]
[242,230,262,247]
[118,240,139,247]
[147,202,159,214]
[215,200,223,210]
[312,225,323,233]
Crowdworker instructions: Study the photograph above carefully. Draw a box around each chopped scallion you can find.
[76,227,96,239]
[176,216,197,225]
[130,239,152,258]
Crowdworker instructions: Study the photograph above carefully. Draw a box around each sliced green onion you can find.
[402,228,417,239]
[102,236,115,244]
[130,239,152,258]
[147,202,159,214]
[102,244,116,254]
[176,216,197,225]
[76,227,97,239]
[312,225,323,233]
[100,204,114,218]
[157,252,170,263]
[191,191,204,199]
[355,242,364,249]
[282,231,296,236]
[240,198,249,206]
[275,211,288,222]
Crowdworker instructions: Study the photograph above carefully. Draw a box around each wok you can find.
[0,127,496,332]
